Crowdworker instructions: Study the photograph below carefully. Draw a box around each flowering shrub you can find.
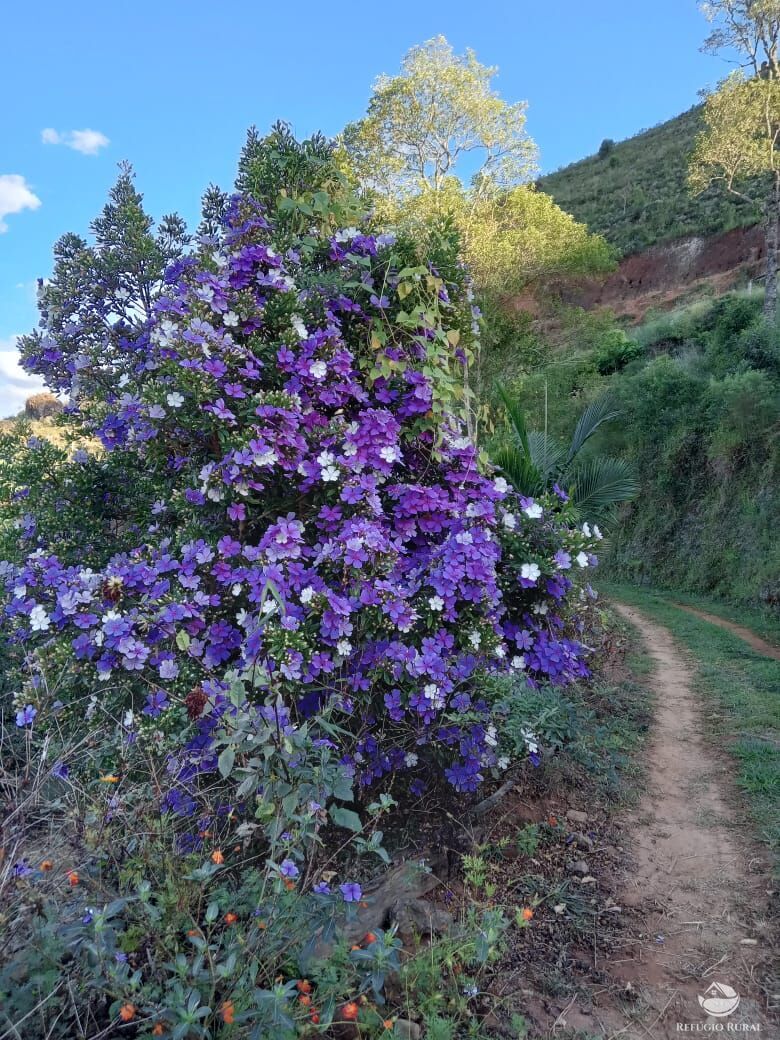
[4,176,597,817]
[0,129,600,1040]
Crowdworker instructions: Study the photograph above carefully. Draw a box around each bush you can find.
[594,329,643,374]
[24,392,63,419]
[0,134,599,1037]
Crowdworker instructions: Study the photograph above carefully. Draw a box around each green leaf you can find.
[175,630,190,651]
[218,746,236,779]
[330,806,363,832]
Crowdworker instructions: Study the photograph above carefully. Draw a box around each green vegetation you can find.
[603,584,780,861]
[539,106,761,254]
[506,292,780,610]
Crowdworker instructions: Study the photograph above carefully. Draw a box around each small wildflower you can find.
[152,1026,165,1037]
[342,1002,359,1021]
[67,870,79,886]
[521,907,534,921]
[296,980,312,994]
[220,1000,235,1025]
[224,912,238,925]
[40,859,53,871]
[99,774,120,783]
[211,849,224,864]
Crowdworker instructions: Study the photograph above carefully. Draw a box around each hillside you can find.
[538,106,761,255]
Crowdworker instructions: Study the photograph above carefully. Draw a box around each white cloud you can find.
[0,174,41,233]
[42,127,110,156]
[0,336,46,418]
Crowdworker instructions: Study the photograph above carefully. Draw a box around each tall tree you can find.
[689,73,780,317]
[343,36,537,204]
[694,2,780,318]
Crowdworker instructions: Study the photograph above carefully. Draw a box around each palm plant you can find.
[493,384,640,525]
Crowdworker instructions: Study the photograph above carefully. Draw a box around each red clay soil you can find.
[674,604,780,661]
[513,223,766,324]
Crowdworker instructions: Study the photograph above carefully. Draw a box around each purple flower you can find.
[313,881,331,895]
[15,704,36,727]
[142,690,169,718]
[279,858,299,879]
[340,882,362,902]
[51,760,69,780]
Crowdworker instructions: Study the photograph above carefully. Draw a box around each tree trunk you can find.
[763,173,779,321]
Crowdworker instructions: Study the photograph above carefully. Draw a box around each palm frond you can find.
[569,456,640,522]
[492,444,543,497]
[496,381,530,457]
[567,395,621,463]
[527,431,567,479]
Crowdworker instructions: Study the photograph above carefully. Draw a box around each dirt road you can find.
[584,604,777,1037]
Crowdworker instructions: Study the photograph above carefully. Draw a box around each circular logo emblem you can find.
[698,982,740,1018]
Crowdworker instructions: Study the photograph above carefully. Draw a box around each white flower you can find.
[502,512,517,531]
[582,522,592,538]
[321,466,339,482]
[166,392,184,409]
[593,525,603,541]
[231,583,242,596]
[455,531,473,545]
[262,599,277,615]
[511,655,526,671]
[379,445,400,464]
[300,586,315,604]
[252,447,278,468]
[424,683,439,700]
[428,595,444,612]
[13,584,26,599]
[469,631,481,648]
[236,608,250,627]
[309,360,327,380]
[485,725,498,747]
[291,315,308,339]
[521,563,541,582]
[576,551,590,568]
[118,373,130,388]
[533,602,549,616]
[493,477,508,494]
[317,450,335,467]
[334,226,359,242]
[523,502,543,519]
[336,639,352,656]
[223,311,239,327]
[123,710,134,728]
[497,755,510,771]
[29,605,51,632]
[494,644,506,659]
[405,752,419,767]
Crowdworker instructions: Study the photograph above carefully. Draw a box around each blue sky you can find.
[0,0,735,414]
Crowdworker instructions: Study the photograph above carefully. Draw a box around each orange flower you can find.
[299,995,312,1007]
[521,907,534,921]
[547,815,558,827]
[257,919,267,930]
[342,1002,359,1021]
[220,1000,235,1025]
[350,943,361,951]
[67,870,79,886]
[364,932,378,944]
[224,912,238,925]
[310,1010,320,1024]
[119,1003,136,1022]
[187,928,201,937]
[296,979,312,994]
[383,1021,394,1030]
[358,900,369,908]
[152,1026,165,1037]
[99,774,120,783]
[211,849,224,864]
[283,878,296,891]
[40,860,53,871]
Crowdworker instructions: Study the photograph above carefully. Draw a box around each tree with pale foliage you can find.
[701,1,780,77]
[343,36,612,295]
[692,2,780,317]
[344,36,537,203]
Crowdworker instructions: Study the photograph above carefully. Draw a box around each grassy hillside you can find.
[503,292,780,611]
[538,106,761,255]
